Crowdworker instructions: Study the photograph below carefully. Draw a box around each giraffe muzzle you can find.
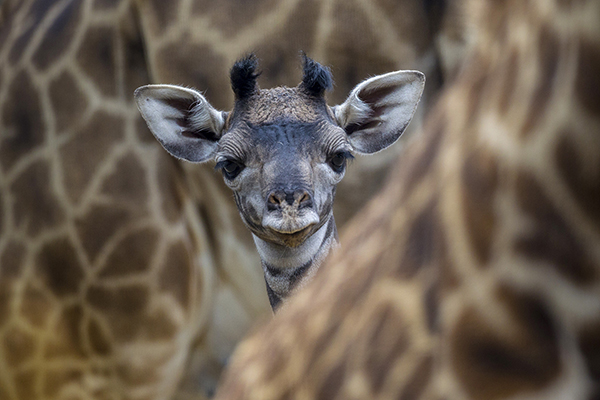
[262,189,320,244]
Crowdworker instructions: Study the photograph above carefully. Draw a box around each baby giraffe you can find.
[135,55,424,310]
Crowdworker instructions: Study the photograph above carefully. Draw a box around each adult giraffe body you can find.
[0,0,445,398]
[215,0,600,398]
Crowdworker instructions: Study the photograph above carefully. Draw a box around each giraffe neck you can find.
[252,215,338,310]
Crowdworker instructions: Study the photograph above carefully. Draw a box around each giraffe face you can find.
[135,55,425,247]
[215,99,351,247]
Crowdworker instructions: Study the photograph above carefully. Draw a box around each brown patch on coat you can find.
[0,384,9,400]
[32,0,82,71]
[75,205,133,263]
[42,368,84,398]
[364,304,410,393]
[159,241,193,310]
[122,4,152,97]
[76,26,118,97]
[0,284,11,328]
[156,155,184,223]
[155,41,229,109]
[135,116,155,144]
[253,0,319,90]
[94,0,122,10]
[577,321,600,383]
[144,309,180,340]
[463,58,489,128]
[98,228,159,278]
[451,286,560,400]
[461,150,499,265]
[324,1,400,105]
[397,200,446,279]
[555,134,600,232]
[8,0,55,65]
[12,161,66,237]
[521,24,560,137]
[305,314,343,369]
[398,354,434,400]
[515,171,596,284]
[86,285,149,316]
[20,283,53,329]
[0,71,46,172]
[49,71,88,135]
[0,190,3,239]
[0,243,24,327]
[3,326,37,367]
[400,115,445,200]
[0,241,25,279]
[61,111,124,205]
[424,281,441,333]
[36,237,84,298]
[101,154,149,210]
[145,0,180,36]
[14,370,37,400]
[498,50,519,115]
[117,358,161,386]
[87,316,112,355]
[575,37,600,116]
[44,305,86,360]
[86,284,150,341]
[191,0,279,39]
[316,362,346,400]
[0,3,16,52]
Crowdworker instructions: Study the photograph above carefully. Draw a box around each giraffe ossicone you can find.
[135,54,425,309]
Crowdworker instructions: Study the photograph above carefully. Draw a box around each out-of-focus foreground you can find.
[215,0,600,399]
[0,0,461,398]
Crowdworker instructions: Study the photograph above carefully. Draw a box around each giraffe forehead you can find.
[238,87,330,125]
[219,120,347,163]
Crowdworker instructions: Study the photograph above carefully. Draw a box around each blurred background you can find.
[0,1,468,399]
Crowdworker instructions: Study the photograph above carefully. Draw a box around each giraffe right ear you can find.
[134,85,226,163]
[332,71,425,154]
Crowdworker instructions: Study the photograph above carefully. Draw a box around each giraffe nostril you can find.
[298,192,310,204]
[297,191,313,208]
[267,190,313,210]
[268,194,281,205]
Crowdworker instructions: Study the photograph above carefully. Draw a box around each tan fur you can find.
[215,0,600,399]
[0,0,450,398]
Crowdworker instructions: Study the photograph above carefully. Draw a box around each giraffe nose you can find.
[267,189,313,210]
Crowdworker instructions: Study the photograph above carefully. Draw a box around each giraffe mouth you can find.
[265,224,316,247]
[262,210,319,234]
[268,224,314,236]
[261,210,320,246]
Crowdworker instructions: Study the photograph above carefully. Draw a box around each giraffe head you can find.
[135,54,424,248]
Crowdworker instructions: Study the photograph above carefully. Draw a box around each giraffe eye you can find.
[328,151,353,173]
[216,159,244,180]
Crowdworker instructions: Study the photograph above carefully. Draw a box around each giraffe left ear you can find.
[332,70,425,154]
[134,84,226,163]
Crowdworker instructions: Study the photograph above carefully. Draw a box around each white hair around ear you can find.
[332,70,425,154]
[134,84,226,163]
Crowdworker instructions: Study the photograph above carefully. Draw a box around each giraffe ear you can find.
[134,84,226,163]
[332,71,425,154]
